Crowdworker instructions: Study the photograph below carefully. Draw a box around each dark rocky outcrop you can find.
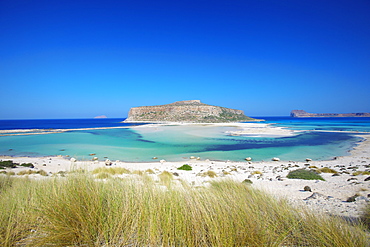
[124,100,256,123]
[291,110,370,118]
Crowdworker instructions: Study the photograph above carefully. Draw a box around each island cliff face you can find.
[291,110,370,118]
[125,100,255,123]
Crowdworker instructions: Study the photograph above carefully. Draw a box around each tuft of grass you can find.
[308,165,318,169]
[0,175,368,246]
[158,171,173,186]
[222,170,231,175]
[198,170,218,178]
[177,164,192,171]
[352,171,370,176]
[145,169,155,174]
[92,167,130,175]
[318,167,338,174]
[95,172,111,179]
[251,170,262,175]
[132,170,144,176]
[17,169,48,176]
[360,203,370,230]
[287,169,325,181]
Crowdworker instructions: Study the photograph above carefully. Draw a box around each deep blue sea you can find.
[0,117,369,162]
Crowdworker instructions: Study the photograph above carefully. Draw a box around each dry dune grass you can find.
[0,173,368,246]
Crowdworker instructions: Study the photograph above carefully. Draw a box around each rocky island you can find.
[124,100,256,123]
[291,110,370,118]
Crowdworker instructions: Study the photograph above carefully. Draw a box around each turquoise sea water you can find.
[0,117,369,162]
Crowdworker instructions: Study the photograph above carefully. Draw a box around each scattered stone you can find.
[105,159,112,166]
[332,173,340,177]
[303,186,312,192]
[92,157,98,161]
[304,192,329,200]
[70,158,76,162]
[347,194,359,202]
[152,157,158,160]
[355,196,369,202]
[242,179,253,184]
[347,178,358,182]
[364,176,370,181]
[173,172,179,176]
[245,157,252,161]
[272,157,280,161]
[306,158,312,162]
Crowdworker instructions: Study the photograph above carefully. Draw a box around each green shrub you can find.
[177,164,192,171]
[287,169,325,181]
[20,163,34,168]
[0,160,17,168]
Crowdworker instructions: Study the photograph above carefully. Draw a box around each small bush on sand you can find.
[20,163,34,168]
[177,164,192,171]
[198,171,218,178]
[318,167,338,174]
[287,169,325,181]
[242,179,253,184]
[0,160,17,168]
[145,169,155,174]
[353,171,370,176]
[251,171,262,175]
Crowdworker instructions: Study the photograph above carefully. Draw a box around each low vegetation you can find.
[317,167,338,174]
[287,169,325,181]
[0,160,34,169]
[198,170,218,178]
[177,164,192,171]
[353,171,370,176]
[0,160,17,169]
[92,167,130,175]
[0,174,367,246]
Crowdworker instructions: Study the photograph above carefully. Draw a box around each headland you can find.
[291,110,370,118]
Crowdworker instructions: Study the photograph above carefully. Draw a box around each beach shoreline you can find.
[1,130,369,218]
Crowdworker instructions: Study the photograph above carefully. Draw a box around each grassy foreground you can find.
[0,173,368,246]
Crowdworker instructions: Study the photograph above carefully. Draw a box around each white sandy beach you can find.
[1,123,369,219]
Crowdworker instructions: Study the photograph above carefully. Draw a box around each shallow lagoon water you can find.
[0,117,368,162]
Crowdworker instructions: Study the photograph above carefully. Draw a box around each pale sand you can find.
[1,129,369,218]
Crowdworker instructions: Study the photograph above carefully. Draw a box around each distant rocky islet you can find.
[124,100,257,123]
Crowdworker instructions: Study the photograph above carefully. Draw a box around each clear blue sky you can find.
[1,0,369,119]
